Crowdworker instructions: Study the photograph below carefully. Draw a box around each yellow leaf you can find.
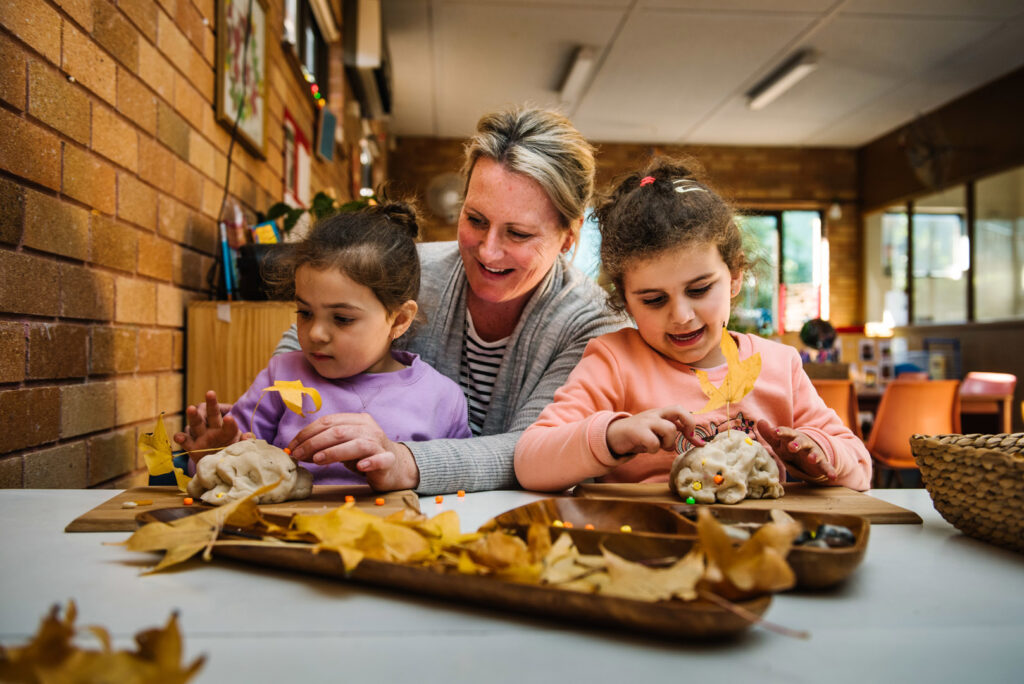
[139,415,191,492]
[694,327,762,413]
[600,546,704,602]
[261,380,322,417]
[696,507,799,597]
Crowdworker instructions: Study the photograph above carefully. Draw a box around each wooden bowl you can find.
[485,497,697,536]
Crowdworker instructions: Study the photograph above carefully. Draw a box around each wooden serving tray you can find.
[490,498,869,589]
[65,485,420,532]
[139,507,772,640]
[574,482,922,524]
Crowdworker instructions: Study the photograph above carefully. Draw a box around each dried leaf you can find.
[601,546,705,602]
[0,602,204,684]
[291,504,432,570]
[262,380,322,417]
[139,415,190,492]
[696,507,800,597]
[694,327,762,413]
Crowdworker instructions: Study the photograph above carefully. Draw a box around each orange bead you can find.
[183,497,193,505]
[283,447,292,455]
[457,489,466,497]
[374,497,385,506]
[344,495,355,503]
[713,474,724,485]
[435,496,444,504]
[563,521,574,528]
[584,523,595,530]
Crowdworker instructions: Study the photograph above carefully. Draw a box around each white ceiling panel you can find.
[383,0,437,135]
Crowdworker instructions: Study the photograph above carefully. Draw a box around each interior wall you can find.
[389,138,862,327]
[0,0,356,488]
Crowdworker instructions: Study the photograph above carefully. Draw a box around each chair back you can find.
[896,371,930,381]
[810,379,860,437]
[866,380,961,470]
[960,371,1016,396]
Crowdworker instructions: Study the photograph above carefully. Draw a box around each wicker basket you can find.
[910,433,1024,553]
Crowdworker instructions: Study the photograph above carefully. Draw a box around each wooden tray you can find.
[491,498,868,589]
[574,482,922,524]
[65,486,420,532]
[138,507,771,640]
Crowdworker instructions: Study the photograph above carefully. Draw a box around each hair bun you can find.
[376,200,420,239]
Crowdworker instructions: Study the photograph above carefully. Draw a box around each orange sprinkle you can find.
[283,447,292,455]
[457,489,465,497]
[584,523,595,530]
[374,497,385,506]
[435,495,444,504]
[183,497,193,505]
[344,495,355,503]
[713,474,724,485]
[563,521,574,528]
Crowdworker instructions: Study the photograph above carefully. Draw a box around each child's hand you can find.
[173,390,241,458]
[606,406,704,458]
[755,419,836,484]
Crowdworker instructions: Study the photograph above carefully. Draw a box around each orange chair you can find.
[865,380,961,488]
[960,372,1016,433]
[810,379,861,438]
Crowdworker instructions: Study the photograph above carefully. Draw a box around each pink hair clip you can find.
[639,176,655,187]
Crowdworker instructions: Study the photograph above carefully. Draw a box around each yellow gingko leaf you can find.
[139,415,191,492]
[694,327,762,413]
[261,380,322,417]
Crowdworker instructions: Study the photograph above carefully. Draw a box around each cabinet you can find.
[185,301,295,407]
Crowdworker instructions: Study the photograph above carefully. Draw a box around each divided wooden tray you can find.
[574,482,921,524]
[490,497,869,589]
[139,506,772,640]
[65,486,419,532]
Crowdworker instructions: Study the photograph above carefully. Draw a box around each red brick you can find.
[137,231,174,281]
[117,172,157,229]
[24,441,88,488]
[61,262,115,320]
[62,20,116,105]
[60,381,115,437]
[0,456,23,487]
[92,0,139,72]
[0,387,60,453]
[0,176,24,245]
[87,427,135,485]
[117,69,157,134]
[115,375,156,424]
[115,275,156,324]
[54,0,93,32]
[90,325,136,374]
[138,136,176,194]
[157,194,188,242]
[157,372,182,414]
[0,251,61,316]
[137,38,174,103]
[0,32,27,109]
[0,322,26,384]
[90,214,137,272]
[27,323,89,380]
[0,0,61,65]
[62,144,117,215]
[174,158,204,209]
[138,328,173,371]
[118,0,157,43]
[92,105,138,172]
[0,108,61,190]
[156,283,185,327]
[157,101,191,160]
[27,60,91,144]
[23,188,90,261]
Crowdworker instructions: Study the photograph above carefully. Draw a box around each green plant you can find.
[265,191,376,234]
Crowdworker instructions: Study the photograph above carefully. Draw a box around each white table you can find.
[1,489,1022,683]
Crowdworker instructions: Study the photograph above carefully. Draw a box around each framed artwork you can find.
[216,0,268,157]
[283,110,311,208]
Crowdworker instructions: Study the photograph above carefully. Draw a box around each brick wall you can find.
[0,0,355,487]
[389,138,862,327]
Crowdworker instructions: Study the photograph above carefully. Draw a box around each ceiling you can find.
[381,0,1024,147]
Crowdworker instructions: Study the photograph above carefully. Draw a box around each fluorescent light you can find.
[559,46,597,107]
[746,49,818,110]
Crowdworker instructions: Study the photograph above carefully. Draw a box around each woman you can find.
[180,106,626,494]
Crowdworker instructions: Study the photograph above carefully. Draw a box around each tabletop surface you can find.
[1,488,1022,683]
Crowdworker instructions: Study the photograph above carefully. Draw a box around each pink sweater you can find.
[515,328,871,492]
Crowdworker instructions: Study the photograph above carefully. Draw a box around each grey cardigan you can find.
[275,241,627,494]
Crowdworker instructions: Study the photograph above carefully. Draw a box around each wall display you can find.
[216,0,268,157]
[283,110,311,209]
[317,108,338,161]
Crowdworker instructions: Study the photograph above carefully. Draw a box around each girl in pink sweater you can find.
[515,158,871,492]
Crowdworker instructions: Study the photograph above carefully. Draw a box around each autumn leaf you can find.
[0,602,204,684]
[697,507,800,597]
[694,327,762,413]
[261,380,322,417]
[139,414,190,492]
[601,545,704,602]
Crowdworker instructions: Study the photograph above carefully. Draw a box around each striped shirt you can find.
[459,311,509,436]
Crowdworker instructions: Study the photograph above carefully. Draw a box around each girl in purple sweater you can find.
[174,202,471,484]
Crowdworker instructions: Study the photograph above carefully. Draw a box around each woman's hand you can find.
[756,419,836,484]
[287,413,421,491]
[173,390,241,457]
[606,406,704,458]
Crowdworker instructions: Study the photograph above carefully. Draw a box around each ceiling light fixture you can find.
[558,46,597,108]
[746,49,819,111]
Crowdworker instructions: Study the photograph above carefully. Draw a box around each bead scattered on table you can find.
[344,495,355,503]
[584,523,594,530]
[552,520,564,528]
[620,525,632,533]
[685,496,696,504]
[183,497,194,505]
[435,496,444,504]
[374,497,385,506]
[457,490,465,498]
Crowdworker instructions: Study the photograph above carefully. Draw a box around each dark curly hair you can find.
[263,200,421,314]
[594,156,748,312]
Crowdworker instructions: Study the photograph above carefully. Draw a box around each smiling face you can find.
[457,157,574,314]
[294,265,415,379]
[623,242,743,369]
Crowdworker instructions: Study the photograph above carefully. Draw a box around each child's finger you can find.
[204,391,223,429]
[185,405,207,437]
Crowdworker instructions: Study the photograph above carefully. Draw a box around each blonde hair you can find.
[462,106,595,240]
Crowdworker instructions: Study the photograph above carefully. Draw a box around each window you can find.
[282,0,330,101]
[975,166,1024,321]
[912,187,967,324]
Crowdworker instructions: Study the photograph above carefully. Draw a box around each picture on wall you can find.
[216,0,268,157]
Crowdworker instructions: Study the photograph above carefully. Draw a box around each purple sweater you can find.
[229,350,471,484]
